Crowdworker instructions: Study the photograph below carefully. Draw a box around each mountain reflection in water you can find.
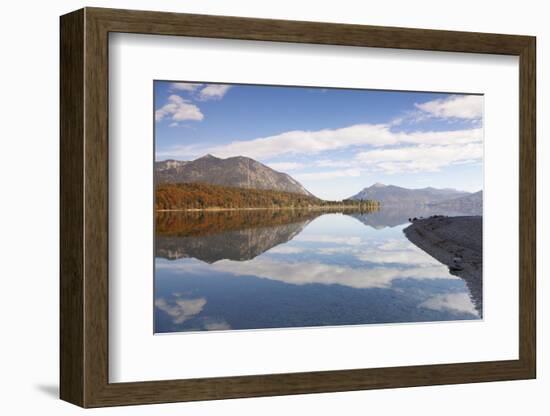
[155,208,482,333]
[156,209,324,263]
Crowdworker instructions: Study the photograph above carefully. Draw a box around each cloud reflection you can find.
[203,319,232,330]
[294,234,363,245]
[158,256,455,290]
[267,246,306,254]
[157,227,462,291]
[155,296,206,324]
[215,258,453,289]
[155,210,481,331]
[419,293,477,316]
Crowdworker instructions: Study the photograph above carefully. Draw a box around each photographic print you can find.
[154,81,483,334]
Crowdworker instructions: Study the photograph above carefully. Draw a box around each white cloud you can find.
[198,84,232,101]
[207,124,395,159]
[315,159,350,168]
[294,169,362,181]
[356,142,483,174]
[267,162,306,171]
[170,82,202,92]
[169,122,179,128]
[155,143,201,160]
[155,94,204,122]
[415,95,483,120]
[394,128,482,146]
[156,107,482,175]
[200,123,481,161]
[166,82,231,100]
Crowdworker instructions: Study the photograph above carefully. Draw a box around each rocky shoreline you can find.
[403,216,483,315]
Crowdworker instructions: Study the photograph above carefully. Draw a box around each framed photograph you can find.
[60,7,536,408]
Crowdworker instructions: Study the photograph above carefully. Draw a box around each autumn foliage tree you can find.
[156,182,381,211]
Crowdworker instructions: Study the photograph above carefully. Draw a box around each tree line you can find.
[156,182,381,211]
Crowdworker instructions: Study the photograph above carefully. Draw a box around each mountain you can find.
[428,190,483,215]
[155,159,188,171]
[348,183,470,206]
[155,154,313,196]
[156,182,321,210]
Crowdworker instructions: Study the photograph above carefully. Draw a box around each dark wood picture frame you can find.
[60,7,536,408]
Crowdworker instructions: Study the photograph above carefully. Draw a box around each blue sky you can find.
[155,81,483,200]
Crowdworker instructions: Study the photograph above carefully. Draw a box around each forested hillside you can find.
[156,182,380,211]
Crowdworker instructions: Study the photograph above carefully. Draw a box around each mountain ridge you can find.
[155,154,313,196]
[348,183,471,206]
[428,190,483,215]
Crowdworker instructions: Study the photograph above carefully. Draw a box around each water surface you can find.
[155,209,480,333]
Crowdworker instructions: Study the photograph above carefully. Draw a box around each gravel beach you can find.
[403,216,482,315]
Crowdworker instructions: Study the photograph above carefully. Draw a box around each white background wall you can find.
[0,0,545,414]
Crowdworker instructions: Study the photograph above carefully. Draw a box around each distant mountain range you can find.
[155,154,313,196]
[349,183,473,206]
[155,155,482,213]
[428,190,483,214]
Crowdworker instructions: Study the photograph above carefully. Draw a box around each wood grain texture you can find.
[59,7,537,408]
[88,7,532,54]
[83,9,110,406]
[59,8,84,407]
[518,38,537,375]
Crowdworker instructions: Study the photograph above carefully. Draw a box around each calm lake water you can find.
[154,209,481,333]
